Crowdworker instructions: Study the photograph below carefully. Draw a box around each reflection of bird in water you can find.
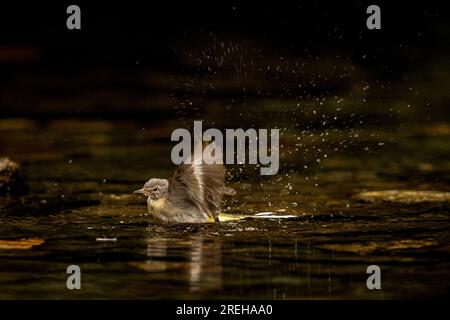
[134,150,235,223]
[132,233,222,292]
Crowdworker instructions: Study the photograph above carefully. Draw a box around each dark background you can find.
[0,1,448,122]
[0,1,447,72]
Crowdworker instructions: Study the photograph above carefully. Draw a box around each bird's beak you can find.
[134,188,146,195]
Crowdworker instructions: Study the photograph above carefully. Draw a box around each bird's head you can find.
[134,178,169,200]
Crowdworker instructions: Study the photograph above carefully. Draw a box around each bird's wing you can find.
[168,150,226,219]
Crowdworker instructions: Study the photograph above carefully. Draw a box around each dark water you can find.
[1,113,449,299]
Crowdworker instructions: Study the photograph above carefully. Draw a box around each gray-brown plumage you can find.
[134,153,235,223]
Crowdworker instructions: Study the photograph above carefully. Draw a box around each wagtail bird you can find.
[134,153,235,223]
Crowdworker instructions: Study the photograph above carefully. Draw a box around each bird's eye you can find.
[153,188,158,192]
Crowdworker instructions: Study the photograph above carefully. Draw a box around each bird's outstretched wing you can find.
[168,149,228,220]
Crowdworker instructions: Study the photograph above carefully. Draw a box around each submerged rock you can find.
[353,190,450,204]
[0,158,26,196]
[318,239,437,255]
[0,238,44,250]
